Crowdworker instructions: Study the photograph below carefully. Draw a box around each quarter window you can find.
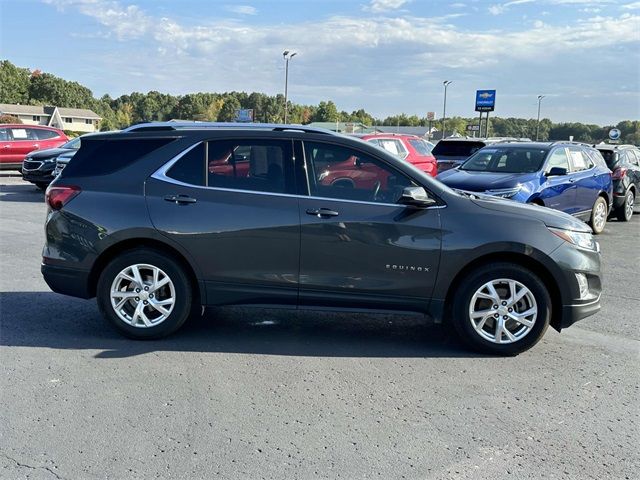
[0,128,8,141]
[34,129,59,140]
[303,141,416,204]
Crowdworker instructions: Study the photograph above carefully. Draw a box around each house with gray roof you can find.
[0,104,101,132]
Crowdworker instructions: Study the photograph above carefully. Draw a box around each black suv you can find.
[593,143,640,222]
[43,123,602,355]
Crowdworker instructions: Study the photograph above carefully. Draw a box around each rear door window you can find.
[9,128,38,140]
[568,147,593,172]
[166,140,294,194]
[375,139,407,158]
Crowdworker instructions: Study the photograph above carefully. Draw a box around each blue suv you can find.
[437,142,613,234]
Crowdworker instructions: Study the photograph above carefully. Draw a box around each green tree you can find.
[313,101,339,122]
[218,97,241,122]
[0,60,30,104]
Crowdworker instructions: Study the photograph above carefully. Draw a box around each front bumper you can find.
[22,163,56,185]
[41,263,92,299]
[561,295,601,328]
[549,241,602,330]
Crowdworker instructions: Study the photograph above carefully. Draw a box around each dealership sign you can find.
[426,111,436,121]
[466,125,480,132]
[608,128,621,141]
[475,90,496,112]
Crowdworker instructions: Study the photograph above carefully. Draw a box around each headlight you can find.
[548,227,599,252]
[485,186,521,198]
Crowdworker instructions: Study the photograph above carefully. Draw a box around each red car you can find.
[0,124,68,170]
[359,133,437,177]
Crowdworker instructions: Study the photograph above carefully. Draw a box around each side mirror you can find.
[399,186,437,207]
[546,167,567,177]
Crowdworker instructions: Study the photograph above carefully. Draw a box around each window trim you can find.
[152,140,445,209]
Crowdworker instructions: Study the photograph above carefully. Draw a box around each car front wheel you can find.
[96,249,193,339]
[451,263,551,355]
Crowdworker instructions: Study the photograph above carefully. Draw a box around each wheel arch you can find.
[88,237,205,305]
[443,252,564,332]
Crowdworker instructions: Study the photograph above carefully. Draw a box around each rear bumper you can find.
[41,263,93,299]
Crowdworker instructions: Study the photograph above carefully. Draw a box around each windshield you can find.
[61,137,82,149]
[408,138,433,156]
[460,147,548,173]
[432,141,485,158]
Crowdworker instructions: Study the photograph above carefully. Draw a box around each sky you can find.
[0,0,639,125]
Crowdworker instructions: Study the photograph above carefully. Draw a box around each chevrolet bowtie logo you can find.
[478,92,493,99]
[386,264,430,272]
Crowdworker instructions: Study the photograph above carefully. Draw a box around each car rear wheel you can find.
[590,196,607,234]
[616,190,635,222]
[451,263,551,355]
[97,249,192,339]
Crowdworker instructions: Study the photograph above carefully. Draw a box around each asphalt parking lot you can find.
[0,172,638,480]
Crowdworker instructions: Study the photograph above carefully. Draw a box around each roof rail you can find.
[549,140,590,147]
[123,121,337,135]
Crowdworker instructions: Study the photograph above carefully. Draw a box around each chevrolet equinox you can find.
[42,123,602,355]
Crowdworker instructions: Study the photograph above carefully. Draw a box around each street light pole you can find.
[536,95,545,141]
[442,80,452,139]
[283,50,297,124]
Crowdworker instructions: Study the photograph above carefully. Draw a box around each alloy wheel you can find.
[625,191,635,221]
[468,278,538,344]
[593,200,607,232]
[110,263,176,328]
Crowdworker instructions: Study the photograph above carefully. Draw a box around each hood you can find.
[437,169,537,191]
[26,147,74,160]
[468,193,591,232]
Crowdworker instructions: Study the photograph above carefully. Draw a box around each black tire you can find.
[589,196,608,234]
[96,248,193,339]
[35,182,48,191]
[451,263,551,356]
[616,189,635,222]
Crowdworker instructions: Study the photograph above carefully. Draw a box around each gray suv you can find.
[42,123,602,355]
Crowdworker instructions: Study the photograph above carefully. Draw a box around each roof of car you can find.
[592,143,636,151]
[123,121,338,136]
[0,124,64,131]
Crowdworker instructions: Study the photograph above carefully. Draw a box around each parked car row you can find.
[42,122,609,355]
[0,124,68,170]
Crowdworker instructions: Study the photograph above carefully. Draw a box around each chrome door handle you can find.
[306,208,339,218]
[164,194,197,204]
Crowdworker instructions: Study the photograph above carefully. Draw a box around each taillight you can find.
[46,185,81,210]
[611,167,627,180]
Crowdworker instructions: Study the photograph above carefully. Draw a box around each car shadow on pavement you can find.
[0,183,45,203]
[0,291,483,359]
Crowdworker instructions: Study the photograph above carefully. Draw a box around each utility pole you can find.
[536,95,545,141]
[442,80,452,139]
[283,50,297,124]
